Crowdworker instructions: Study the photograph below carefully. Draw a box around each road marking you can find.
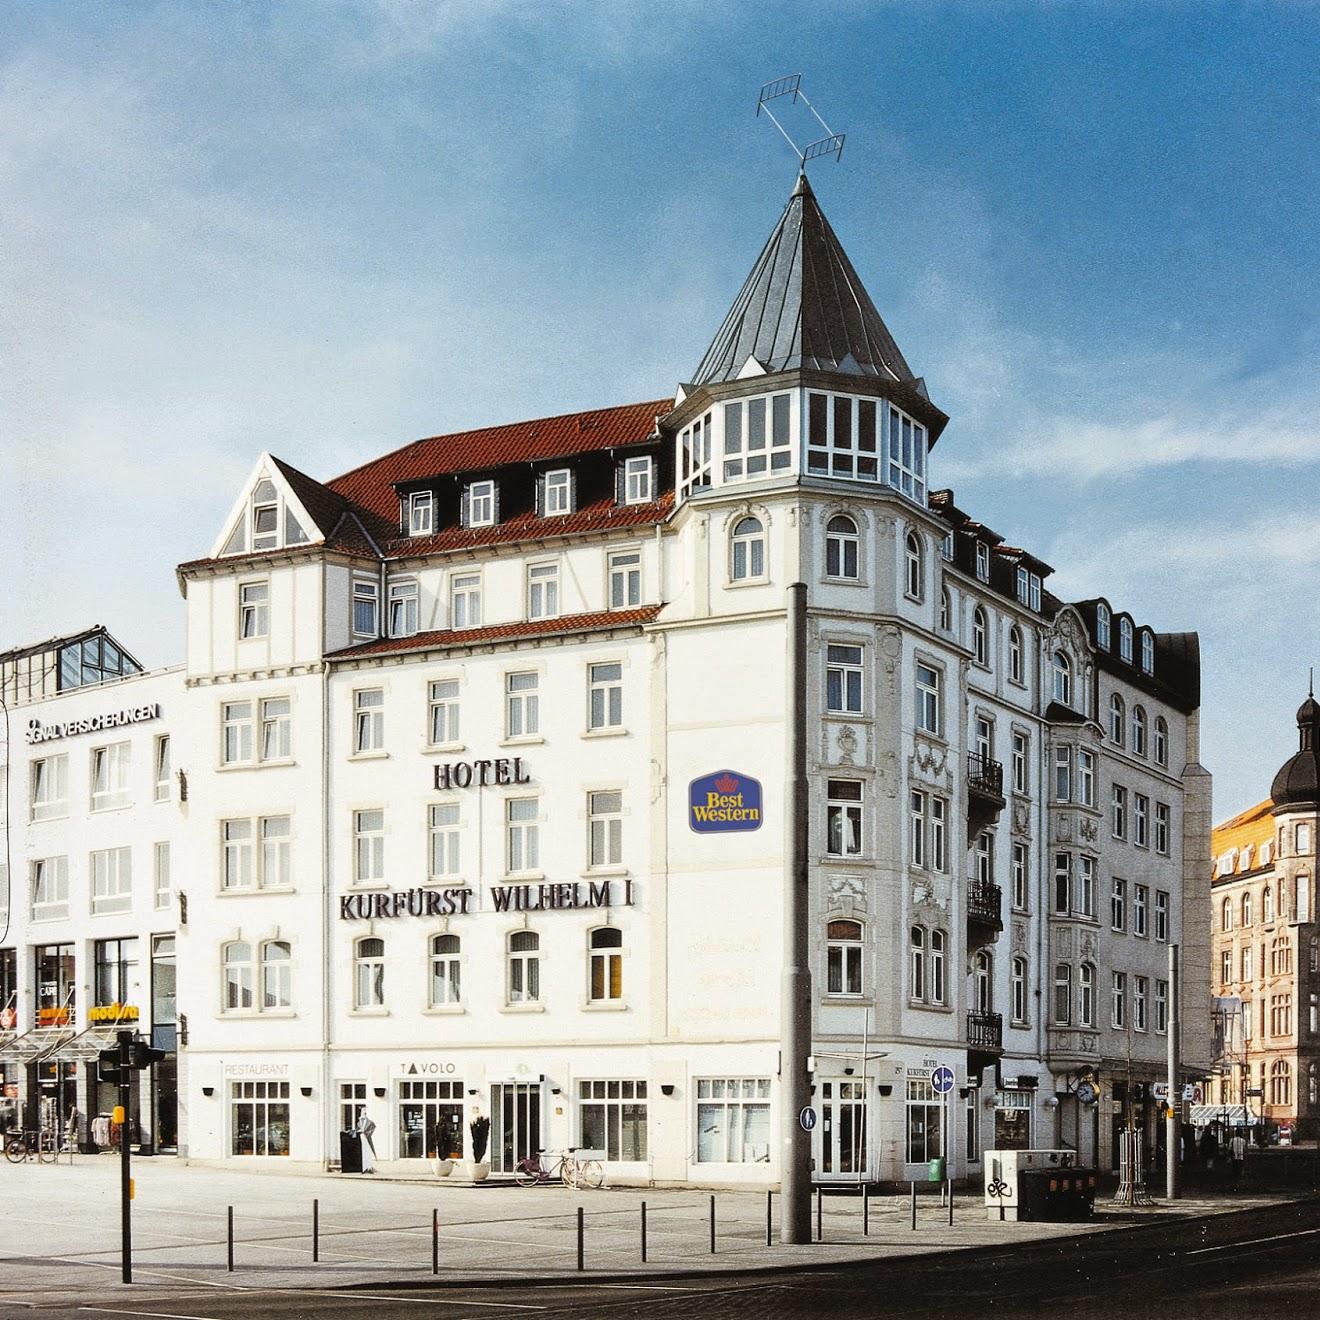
[272,1290,545,1310]
[1187,1227,1320,1256]
[78,1309,223,1320]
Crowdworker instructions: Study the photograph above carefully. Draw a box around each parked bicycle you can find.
[514,1147,604,1189]
[3,1129,60,1164]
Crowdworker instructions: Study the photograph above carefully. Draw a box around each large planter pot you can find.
[461,1160,490,1183]
[433,1158,453,1178]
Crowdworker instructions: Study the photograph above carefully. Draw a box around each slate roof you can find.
[692,173,916,386]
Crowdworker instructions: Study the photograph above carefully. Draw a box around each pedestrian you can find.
[1229,1128,1246,1188]
[1199,1125,1218,1171]
[356,1111,377,1174]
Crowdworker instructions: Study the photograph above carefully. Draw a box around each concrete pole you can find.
[1166,943,1181,1200]
[781,582,812,1244]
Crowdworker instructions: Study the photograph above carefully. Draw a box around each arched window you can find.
[1132,705,1148,757]
[1221,897,1233,932]
[730,516,765,582]
[905,531,923,601]
[1242,892,1252,926]
[507,930,541,1004]
[1264,887,1275,924]
[973,607,989,667]
[1272,935,1292,976]
[1153,717,1168,767]
[974,950,993,1012]
[1141,630,1155,675]
[1011,956,1028,1024]
[1009,626,1024,684]
[429,933,461,1007]
[1096,603,1111,650]
[354,937,385,1008]
[910,926,925,1001]
[589,926,624,1002]
[261,940,291,1010]
[223,941,255,1012]
[939,587,951,632]
[1052,651,1072,706]
[1119,618,1134,664]
[1109,693,1125,745]
[930,929,946,1004]
[1053,963,1072,1025]
[825,515,860,580]
[1078,962,1095,1027]
[826,919,864,997]
[1271,1058,1292,1107]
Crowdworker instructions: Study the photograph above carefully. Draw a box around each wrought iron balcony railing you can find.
[967,1009,1003,1051]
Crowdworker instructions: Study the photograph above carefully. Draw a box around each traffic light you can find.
[98,1046,123,1083]
[132,1039,167,1071]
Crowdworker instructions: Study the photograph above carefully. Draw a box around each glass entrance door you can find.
[490,1082,542,1174]
[817,1079,868,1180]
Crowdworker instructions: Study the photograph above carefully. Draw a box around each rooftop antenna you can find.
[756,74,845,171]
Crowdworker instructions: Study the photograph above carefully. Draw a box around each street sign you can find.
[1151,1083,1169,1102]
[931,1066,955,1095]
[1182,1083,1203,1103]
[799,1106,817,1132]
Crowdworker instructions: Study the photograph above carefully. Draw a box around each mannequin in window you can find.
[356,1109,377,1173]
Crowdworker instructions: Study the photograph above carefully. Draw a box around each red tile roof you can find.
[327,606,664,661]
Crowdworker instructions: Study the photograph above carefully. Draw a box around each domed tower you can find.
[1271,691,1320,817]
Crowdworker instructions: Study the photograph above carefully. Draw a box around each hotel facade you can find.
[1,176,1211,1183]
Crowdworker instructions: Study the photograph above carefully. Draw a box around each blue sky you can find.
[2,1,1317,818]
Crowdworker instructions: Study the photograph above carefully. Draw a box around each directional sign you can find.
[799,1106,818,1132]
[931,1066,955,1095]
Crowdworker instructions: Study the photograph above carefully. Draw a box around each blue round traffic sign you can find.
[799,1106,817,1132]
[931,1066,955,1095]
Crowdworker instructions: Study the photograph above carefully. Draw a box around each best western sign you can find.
[688,769,763,833]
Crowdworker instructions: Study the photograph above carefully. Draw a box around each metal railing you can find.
[967,753,1004,797]
[967,1010,1003,1050]
[967,880,1003,929]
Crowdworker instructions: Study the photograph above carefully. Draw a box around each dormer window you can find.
[251,480,280,551]
[1141,630,1155,675]
[1096,603,1111,650]
[464,480,497,528]
[1119,618,1134,664]
[623,455,654,505]
[408,491,434,537]
[1015,568,1042,612]
[542,469,574,517]
[975,542,990,583]
[940,532,954,561]
[220,470,310,556]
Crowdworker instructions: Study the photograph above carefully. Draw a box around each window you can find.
[354,937,385,1008]
[221,702,254,766]
[1155,890,1169,942]
[1119,618,1133,664]
[1141,631,1155,675]
[725,393,793,480]
[230,1080,290,1157]
[31,857,69,921]
[354,809,385,885]
[939,587,951,632]
[1052,652,1072,706]
[1132,706,1147,757]
[222,815,291,890]
[1300,823,1313,853]
[1053,963,1073,1025]
[910,927,926,1001]
[1096,603,1111,650]
[678,410,713,497]
[580,1080,647,1161]
[450,574,481,629]
[1077,749,1096,807]
[543,469,573,516]
[975,831,994,886]
[1297,873,1311,924]
[1265,886,1275,923]
[1111,877,1127,932]
[910,791,927,868]
[1271,1060,1292,1106]
[527,563,559,619]
[974,541,990,583]
[1009,626,1024,684]
[154,841,171,910]
[1155,980,1168,1033]
[916,662,941,735]
[940,531,954,561]
[507,930,540,1003]
[353,689,384,754]
[827,780,863,857]
[589,662,623,730]
[1079,963,1095,1027]
[730,516,766,581]
[260,697,291,761]
[1154,717,1168,767]
[1133,794,1149,848]
[931,797,947,873]
[930,930,946,1003]
[1012,732,1028,794]
[1012,843,1029,911]
[1133,976,1148,1031]
[588,791,623,869]
[398,1079,464,1160]
[1111,971,1126,1028]
[506,798,540,873]
[428,802,461,879]
[826,920,863,996]
[608,551,642,608]
[1053,853,1072,914]
[408,490,434,536]
[826,644,864,714]
[974,950,993,1012]
[351,578,379,639]
[906,1079,943,1164]
[1109,694,1125,746]
[506,671,540,739]
[1134,884,1149,937]
[249,478,280,551]
[1111,784,1127,839]
[239,581,269,639]
[1242,945,1254,981]
[30,755,68,821]
[428,679,461,746]
[429,934,461,1007]
[466,479,496,527]
[972,607,989,667]
[88,742,130,812]
[93,939,138,1023]
[1078,855,1096,917]
[1011,957,1028,1024]
[153,735,171,802]
[825,515,860,579]
[90,847,131,915]
[623,455,654,504]
[588,927,624,1001]
[223,941,255,1011]
[261,941,291,1010]
[904,532,923,600]
[1053,746,1072,803]
[388,580,419,637]
[696,1077,771,1163]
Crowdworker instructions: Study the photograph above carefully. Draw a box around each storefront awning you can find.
[1190,1104,1258,1127]
[0,1023,123,1066]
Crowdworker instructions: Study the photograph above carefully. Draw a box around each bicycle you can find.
[3,1130,59,1164]
[514,1147,604,1189]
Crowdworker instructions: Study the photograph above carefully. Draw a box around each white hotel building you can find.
[2,175,1211,1183]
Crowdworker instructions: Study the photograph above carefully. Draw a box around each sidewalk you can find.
[0,1157,1291,1309]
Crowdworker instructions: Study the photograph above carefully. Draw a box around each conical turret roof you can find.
[692,173,916,387]
[1271,685,1320,811]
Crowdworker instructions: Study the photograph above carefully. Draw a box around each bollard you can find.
[947,1178,953,1227]
[641,1200,647,1263]
[577,1206,585,1272]
[313,1198,319,1262]
[816,1186,822,1242]
[227,1205,234,1272]
[709,1194,716,1255]
[863,1184,870,1236]
[766,1189,773,1246]
[432,1208,439,1275]
[910,1180,917,1231]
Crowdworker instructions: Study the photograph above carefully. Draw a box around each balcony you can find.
[967,879,1004,940]
[966,753,1006,840]
[967,1010,1003,1053]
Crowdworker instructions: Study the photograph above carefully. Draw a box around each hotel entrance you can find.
[490,1081,542,1175]
[815,1079,868,1181]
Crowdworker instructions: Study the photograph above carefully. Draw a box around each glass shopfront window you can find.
[578,1080,647,1161]
[230,1081,290,1156]
[905,1079,942,1164]
[397,1080,464,1160]
[695,1078,770,1163]
[994,1090,1032,1149]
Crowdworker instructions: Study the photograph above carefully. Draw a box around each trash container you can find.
[928,1156,946,1182]
[339,1129,363,1174]
[1016,1167,1096,1221]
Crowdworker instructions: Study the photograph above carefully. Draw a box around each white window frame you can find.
[588,661,623,731]
[450,573,481,630]
[90,742,131,812]
[428,679,461,747]
[587,790,623,870]
[826,643,864,715]
[353,688,384,754]
[507,930,541,1004]
[725,393,794,481]
[505,671,540,740]
[623,455,654,504]
[527,562,560,620]
[153,840,172,910]
[467,480,496,527]
[408,490,434,536]
[259,696,291,762]
[825,515,860,580]
[352,578,380,639]
[428,802,461,880]
[354,936,385,1008]
[153,735,171,802]
[239,580,270,640]
[826,779,863,858]
[90,846,132,915]
[608,550,642,609]
[31,856,69,921]
[506,798,540,875]
[588,926,624,1002]
[730,516,766,583]
[388,579,419,638]
[30,754,68,821]
[353,809,385,885]
[429,934,462,1007]
[916,662,942,736]
[543,469,573,516]
[826,919,864,997]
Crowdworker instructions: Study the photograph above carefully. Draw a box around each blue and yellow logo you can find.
[689,769,763,833]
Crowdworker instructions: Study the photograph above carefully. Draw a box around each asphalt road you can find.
[32,1197,1320,1319]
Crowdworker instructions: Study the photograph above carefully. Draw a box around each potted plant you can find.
[463,1113,490,1183]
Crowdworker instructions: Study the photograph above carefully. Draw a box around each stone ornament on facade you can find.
[1012,801,1031,837]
